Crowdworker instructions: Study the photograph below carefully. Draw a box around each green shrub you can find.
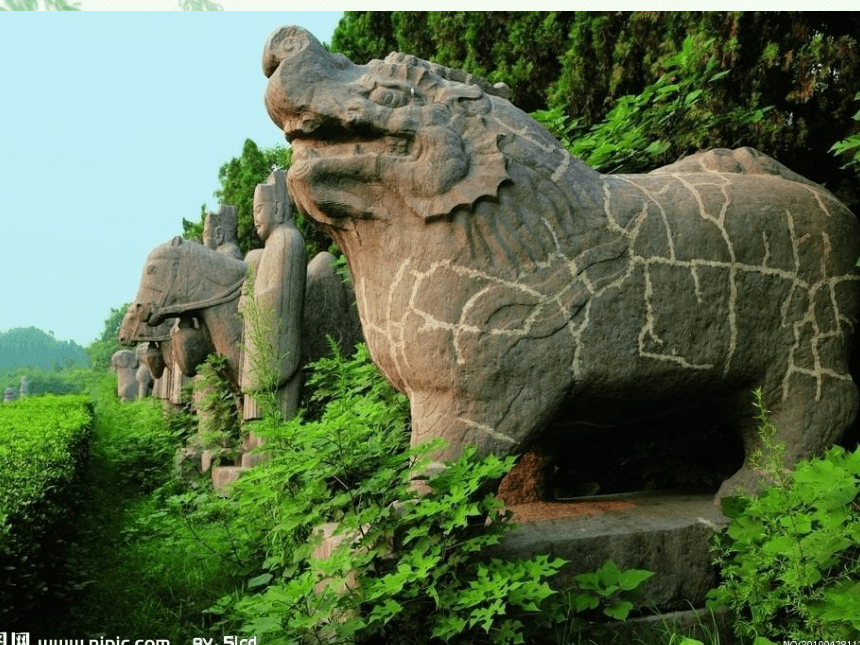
[534,35,773,174]
[90,372,179,492]
[830,91,860,172]
[0,365,89,397]
[200,343,651,644]
[194,353,242,466]
[0,394,93,621]
[708,390,860,642]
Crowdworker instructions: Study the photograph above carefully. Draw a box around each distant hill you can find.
[0,326,89,373]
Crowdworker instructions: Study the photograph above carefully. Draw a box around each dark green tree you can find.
[85,304,129,371]
[184,139,334,261]
[329,11,400,63]
[331,12,574,113]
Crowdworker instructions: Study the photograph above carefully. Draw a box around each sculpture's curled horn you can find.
[262,25,317,78]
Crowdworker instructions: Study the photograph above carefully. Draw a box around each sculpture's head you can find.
[262,26,511,229]
[111,349,137,371]
[253,170,293,242]
[127,237,246,331]
[203,204,239,251]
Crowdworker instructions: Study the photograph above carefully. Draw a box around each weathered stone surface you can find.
[122,245,363,407]
[111,349,139,402]
[171,319,212,378]
[123,237,247,387]
[134,344,153,399]
[262,26,860,499]
[3,387,14,404]
[204,204,243,260]
[240,431,268,468]
[240,170,306,422]
[211,465,249,494]
[304,251,363,366]
[492,492,729,610]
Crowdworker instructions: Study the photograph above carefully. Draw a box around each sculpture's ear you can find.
[407,127,509,224]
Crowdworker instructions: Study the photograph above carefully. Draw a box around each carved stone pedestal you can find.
[492,491,729,612]
[211,465,250,495]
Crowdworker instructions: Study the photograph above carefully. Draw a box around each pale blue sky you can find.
[0,11,343,345]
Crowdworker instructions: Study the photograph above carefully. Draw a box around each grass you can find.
[31,380,248,640]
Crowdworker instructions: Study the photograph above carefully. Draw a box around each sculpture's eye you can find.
[146,264,156,275]
[369,85,410,108]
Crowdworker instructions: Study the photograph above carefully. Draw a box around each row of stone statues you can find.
[2,376,29,403]
[117,169,363,486]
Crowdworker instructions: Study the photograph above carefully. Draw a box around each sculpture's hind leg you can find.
[715,370,859,501]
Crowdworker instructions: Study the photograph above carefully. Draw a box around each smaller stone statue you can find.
[240,170,306,422]
[111,349,139,402]
[203,204,243,260]
[3,387,14,404]
[135,344,154,399]
[19,376,29,399]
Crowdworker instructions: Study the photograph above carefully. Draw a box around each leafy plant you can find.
[195,353,242,466]
[708,390,860,642]
[57,377,245,640]
[90,372,179,492]
[201,342,653,644]
[830,91,860,171]
[534,35,774,174]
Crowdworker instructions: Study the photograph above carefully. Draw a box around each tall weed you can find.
[708,389,860,642]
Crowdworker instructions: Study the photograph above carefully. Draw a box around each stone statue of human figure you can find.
[135,343,154,400]
[240,170,306,422]
[111,349,139,403]
[19,376,29,399]
[203,204,243,261]
[3,387,14,404]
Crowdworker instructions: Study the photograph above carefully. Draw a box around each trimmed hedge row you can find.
[0,395,94,623]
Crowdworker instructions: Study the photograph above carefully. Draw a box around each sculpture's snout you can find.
[263,25,362,139]
[119,305,141,345]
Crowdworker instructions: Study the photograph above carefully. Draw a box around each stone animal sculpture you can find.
[122,237,247,386]
[111,349,139,402]
[121,239,363,388]
[134,343,154,399]
[262,26,860,499]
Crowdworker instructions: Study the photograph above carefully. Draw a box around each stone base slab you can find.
[211,465,250,494]
[492,491,729,610]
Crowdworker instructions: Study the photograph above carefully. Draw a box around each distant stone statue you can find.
[262,26,860,500]
[135,344,154,399]
[121,238,246,388]
[111,349,139,402]
[3,388,14,404]
[204,204,243,260]
[19,376,29,399]
[240,169,306,421]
